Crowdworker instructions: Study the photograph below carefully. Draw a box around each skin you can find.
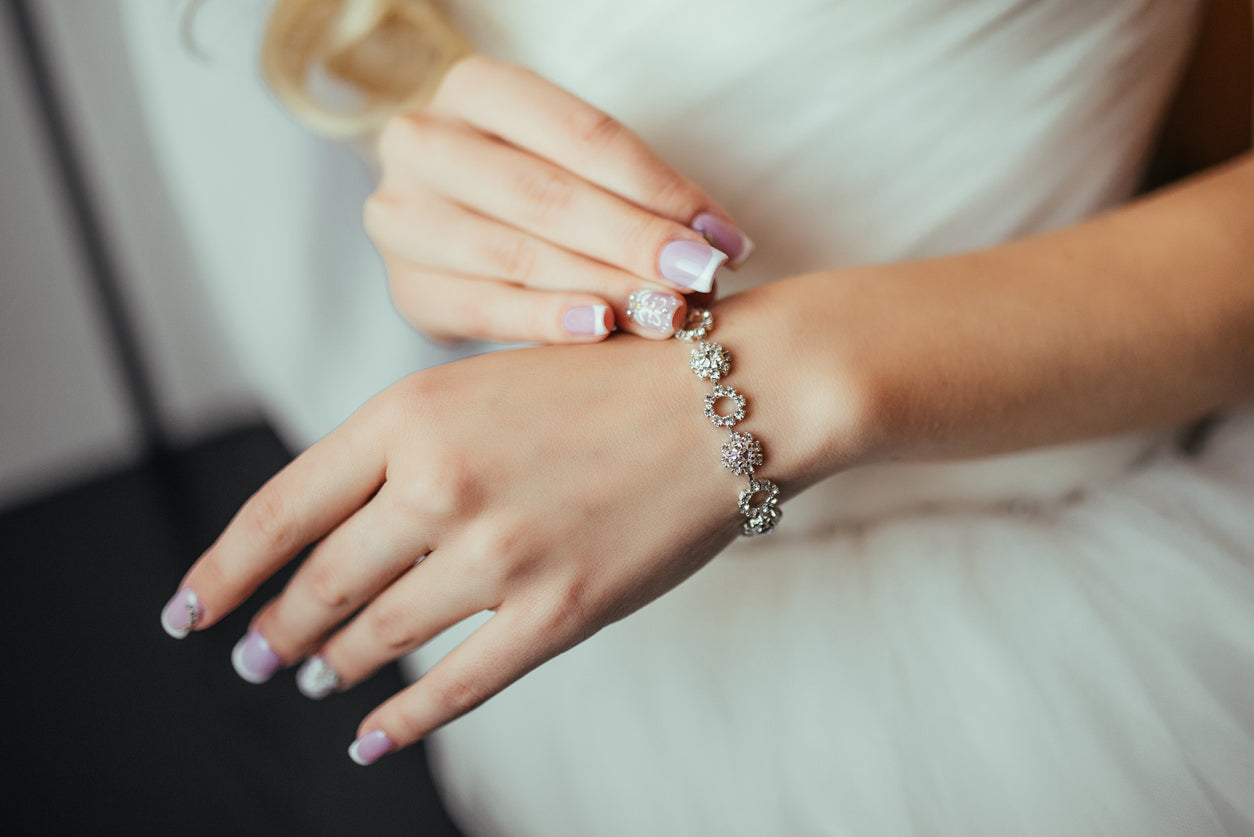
[366,57,731,342]
[168,11,1254,762]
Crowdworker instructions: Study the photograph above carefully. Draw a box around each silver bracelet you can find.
[675,308,781,536]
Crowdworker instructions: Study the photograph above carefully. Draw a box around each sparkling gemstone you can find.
[689,341,731,380]
[720,431,763,475]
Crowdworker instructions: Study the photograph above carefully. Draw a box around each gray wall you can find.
[0,0,257,509]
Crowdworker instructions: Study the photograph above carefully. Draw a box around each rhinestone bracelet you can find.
[675,308,781,536]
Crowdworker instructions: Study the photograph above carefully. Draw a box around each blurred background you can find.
[1,0,256,506]
[1,2,462,833]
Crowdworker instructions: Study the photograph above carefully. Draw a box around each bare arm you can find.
[739,149,1254,492]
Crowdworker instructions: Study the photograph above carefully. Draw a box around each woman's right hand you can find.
[364,55,754,344]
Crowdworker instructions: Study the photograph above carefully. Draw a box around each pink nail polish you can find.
[161,587,202,639]
[658,239,726,292]
[296,656,342,699]
[562,304,610,336]
[692,213,754,269]
[626,290,682,334]
[231,630,282,684]
[349,730,394,766]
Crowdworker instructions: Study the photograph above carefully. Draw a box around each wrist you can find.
[708,272,880,496]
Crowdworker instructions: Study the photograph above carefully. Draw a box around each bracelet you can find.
[675,308,781,536]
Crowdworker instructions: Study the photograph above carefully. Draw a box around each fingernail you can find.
[231,630,282,684]
[296,656,342,699]
[562,304,611,336]
[626,290,682,334]
[658,239,726,293]
[348,730,394,766]
[160,587,202,639]
[692,213,754,268]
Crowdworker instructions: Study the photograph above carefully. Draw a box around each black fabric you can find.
[2,423,467,837]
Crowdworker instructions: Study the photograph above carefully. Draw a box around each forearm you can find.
[721,152,1254,489]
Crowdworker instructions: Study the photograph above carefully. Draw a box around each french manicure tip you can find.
[591,304,610,336]
[160,587,201,639]
[231,630,281,685]
[349,730,394,766]
[692,247,727,293]
[733,233,756,267]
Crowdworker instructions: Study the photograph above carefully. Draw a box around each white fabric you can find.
[117,0,1254,834]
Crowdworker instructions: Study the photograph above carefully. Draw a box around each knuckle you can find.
[482,234,539,282]
[565,108,624,156]
[390,460,478,523]
[304,562,351,611]
[432,671,490,716]
[244,482,299,553]
[643,173,699,217]
[514,168,574,222]
[441,291,499,341]
[539,578,597,639]
[366,604,418,653]
[620,212,671,261]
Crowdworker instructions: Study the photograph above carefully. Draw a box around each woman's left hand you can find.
[160,332,754,762]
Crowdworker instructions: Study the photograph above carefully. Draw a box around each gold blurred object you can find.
[261,0,472,138]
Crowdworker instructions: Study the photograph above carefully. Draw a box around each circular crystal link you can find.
[742,504,781,536]
[738,478,781,536]
[675,308,713,342]
[720,431,763,476]
[704,384,746,428]
[689,341,731,381]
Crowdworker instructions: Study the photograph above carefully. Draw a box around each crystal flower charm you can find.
[689,341,731,381]
[720,431,763,475]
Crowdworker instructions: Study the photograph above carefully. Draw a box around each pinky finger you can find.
[347,610,550,765]
[389,263,614,344]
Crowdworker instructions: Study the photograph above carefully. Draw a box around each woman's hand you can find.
[159,332,759,763]
[364,55,754,344]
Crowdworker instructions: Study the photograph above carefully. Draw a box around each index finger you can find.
[427,56,754,266]
[159,404,389,637]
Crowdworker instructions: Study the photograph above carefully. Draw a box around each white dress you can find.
[120,1,1254,834]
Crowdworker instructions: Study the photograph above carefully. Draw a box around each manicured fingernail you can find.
[626,290,683,334]
[692,212,754,268]
[160,587,202,639]
[231,630,282,684]
[348,730,394,766]
[296,656,342,699]
[658,239,726,292]
[562,304,611,336]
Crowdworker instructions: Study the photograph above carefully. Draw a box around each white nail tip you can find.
[729,234,755,269]
[592,304,610,336]
[691,248,727,294]
[231,636,274,685]
[161,612,189,640]
[160,589,200,639]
